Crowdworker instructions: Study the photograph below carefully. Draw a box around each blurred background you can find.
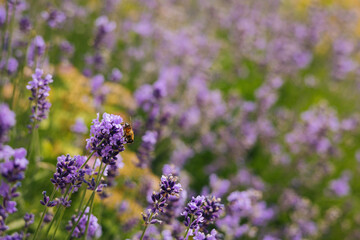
[2,0,360,239]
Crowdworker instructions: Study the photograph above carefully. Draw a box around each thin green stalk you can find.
[83,190,95,240]
[44,204,61,238]
[183,215,194,240]
[79,139,105,170]
[140,194,166,240]
[97,200,104,226]
[66,193,94,240]
[22,228,28,240]
[66,154,104,239]
[76,187,87,217]
[83,162,107,239]
[68,161,106,240]
[44,187,71,238]
[51,206,65,240]
[139,212,154,240]
[51,187,74,239]
[32,187,56,240]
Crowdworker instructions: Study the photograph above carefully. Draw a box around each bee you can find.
[122,122,134,144]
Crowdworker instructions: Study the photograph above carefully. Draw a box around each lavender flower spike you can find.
[140,174,182,240]
[0,103,15,145]
[66,207,102,239]
[86,113,127,165]
[26,68,53,129]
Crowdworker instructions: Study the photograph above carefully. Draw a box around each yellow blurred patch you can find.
[100,151,159,221]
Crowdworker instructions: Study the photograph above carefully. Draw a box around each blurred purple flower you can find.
[26,68,53,128]
[0,103,15,145]
[66,207,102,238]
[329,172,351,197]
[71,118,87,134]
[86,113,126,165]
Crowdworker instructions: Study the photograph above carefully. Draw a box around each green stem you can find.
[32,187,56,240]
[51,206,65,240]
[83,162,107,239]
[22,228,28,240]
[67,161,106,240]
[139,212,154,240]
[76,187,87,217]
[140,194,166,240]
[45,186,71,238]
[44,204,61,238]
[83,190,95,240]
[66,193,94,240]
[51,187,73,240]
[183,215,194,240]
[79,139,105,170]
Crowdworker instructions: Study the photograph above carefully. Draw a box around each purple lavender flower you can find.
[201,196,224,230]
[0,146,28,182]
[0,104,15,145]
[0,146,29,235]
[27,36,46,67]
[93,16,116,48]
[90,74,109,109]
[60,40,74,56]
[137,130,158,168]
[41,9,66,28]
[66,207,102,239]
[109,68,122,82]
[50,155,86,194]
[159,174,182,198]
[44,213,53,223]
[193,229,218,240]
[1,232,24,239]
[0,58,19,76]
[40,191,58,207]
[19,16,32,32]
[86,113,126,165]
[6,58,18,75]
[24,213,34,228]
[182,196,205,231]
[26,68,53,128]
[103,156,124,188]
[329,172,351,197]
[142,174,182,226]
[71,118,87,134]
[0,7,6,27]
[209,174,230,198]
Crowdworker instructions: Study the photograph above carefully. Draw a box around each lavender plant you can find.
[1,0,360,239]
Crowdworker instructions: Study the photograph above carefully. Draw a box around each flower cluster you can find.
[182,195,223,239]
[183,195,206,231]
[0,104,15,146]
[0,146,29,234]
[66,207,102,239]
[137,130,158,168]
[50,155,86,193]
[216,189,272,238]
[86,113,126,165]
[40,191,58,207]
[24,213,35,228]
[141,174,182,226]
[41,9,66,28]
[71,118,88,134]
[27,36,46,67]
[0,146,28,183]
[26,68,53,128]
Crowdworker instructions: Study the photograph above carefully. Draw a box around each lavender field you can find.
[1,0,360,239]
